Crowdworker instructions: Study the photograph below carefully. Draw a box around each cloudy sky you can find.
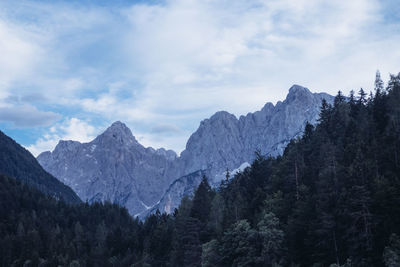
[0,0,399,156]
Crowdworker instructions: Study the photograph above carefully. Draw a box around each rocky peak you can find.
[94,121,138,146]
[156,148,178,161]
[286,84,313,103]
[54,140,81,153]
[191,111,239,140]
[209,111,237,121]
[43,140,81,162]
[260,102,275,113]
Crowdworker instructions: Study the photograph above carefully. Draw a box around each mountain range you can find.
[37,85,334,217]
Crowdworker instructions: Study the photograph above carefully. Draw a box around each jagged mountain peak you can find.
[286,84,312,102]
[52,140,81,155]
[197,111,238,130]
[95,121,138,146]
[260,102,275,113]
[37,120,180,213]
[105,121,133,135]
[110,120,129,129]
[210,111,237,121]
[198,111,237,126]
[57,140,81,148]
[289,84,310,93]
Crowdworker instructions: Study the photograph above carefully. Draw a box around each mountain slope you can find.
[38,85,334,216]
[0,130,81,204]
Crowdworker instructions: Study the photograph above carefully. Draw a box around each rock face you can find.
[38,85,334,217]
[179,85,333,179]
[146,170,206,216]
[38,121,180,214]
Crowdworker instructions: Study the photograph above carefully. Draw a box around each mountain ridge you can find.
[37,84,334,216]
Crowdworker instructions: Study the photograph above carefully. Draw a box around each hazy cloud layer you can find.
[0,105,61,128]
[151,124,182,134]
[0,0,399,154]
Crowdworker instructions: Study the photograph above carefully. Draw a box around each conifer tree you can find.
[258,212,285,266]
[375,70,384,93]
[383,234,400,267]
[191,176,214,224]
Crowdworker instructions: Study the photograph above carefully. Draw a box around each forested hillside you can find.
[0,174,143,266]
[0,131,81,204]
[1,72,400,266]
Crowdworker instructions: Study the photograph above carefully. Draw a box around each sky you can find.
[0,0,399,156]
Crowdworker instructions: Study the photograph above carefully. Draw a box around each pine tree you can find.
[202,239,221,267]
[191,176,214,224]
[182,217,202,267]
[258,212,285,266]
[334,91,345,107]
[318,98,332,129]
[225,168,230,182]
[358,88,367,105]
[220,220,260,266]
[375,70,384,93]
[208,194,225,236]
[383,234,400,267]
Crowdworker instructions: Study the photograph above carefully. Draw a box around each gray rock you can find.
[142,170,206,217]
[178,85,334,180]
[38,121,180,214]
[37,85,334,217]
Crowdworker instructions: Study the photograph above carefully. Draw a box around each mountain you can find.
[179,85,333,178]
[38,121,180,214]
[0,130,81,204]
[149,85,334,216]
[38,85,334,216]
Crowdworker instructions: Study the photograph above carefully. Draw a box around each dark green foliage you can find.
[191,176,214,224]
[257,212,285,266]
[383,234,400,267]
[1,73,400,266]
[0,130,80,203]
[219,220,261,266]
[0,174,142,266]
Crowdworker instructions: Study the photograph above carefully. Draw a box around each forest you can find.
[1,72,400,266]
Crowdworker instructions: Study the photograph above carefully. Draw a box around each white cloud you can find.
[0,20,43,99]
[0,0,399,154]
[119,0,397,115]
[26,118,99,156]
